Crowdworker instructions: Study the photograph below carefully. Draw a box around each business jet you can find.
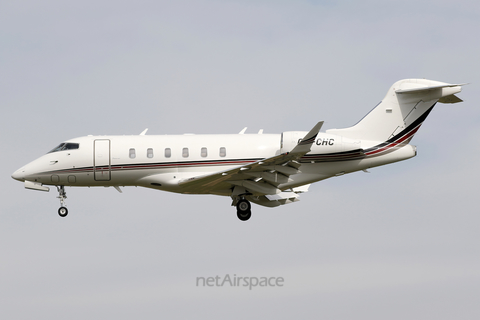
[12,79,465,221]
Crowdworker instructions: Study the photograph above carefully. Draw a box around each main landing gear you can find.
[56,185,68,217]
[236,199,252,221]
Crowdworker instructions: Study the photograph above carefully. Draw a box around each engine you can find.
[280,131,362,154]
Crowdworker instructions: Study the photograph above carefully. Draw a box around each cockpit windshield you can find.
[48,143,80,153]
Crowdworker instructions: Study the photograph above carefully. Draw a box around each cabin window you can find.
[201,147,208,157]
[147,148,154,158]
[182,147,189,158]
[219,147,226,157]
[165,148,171,158]
[129,148,136,159]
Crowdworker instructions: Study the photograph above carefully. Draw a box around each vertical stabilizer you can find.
[326,79,464,142]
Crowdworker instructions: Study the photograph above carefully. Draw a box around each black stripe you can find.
[363,105,435,153]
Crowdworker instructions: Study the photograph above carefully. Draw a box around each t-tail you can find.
[327,79,465,144]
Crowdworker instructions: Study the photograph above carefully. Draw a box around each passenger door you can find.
[94,139,111,181]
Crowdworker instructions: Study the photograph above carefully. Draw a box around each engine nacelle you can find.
[281,131,362,154]
[280,131,308,153]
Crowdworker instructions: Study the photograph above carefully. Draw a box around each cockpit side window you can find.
[48,143,66,153]
[48,143,80,153]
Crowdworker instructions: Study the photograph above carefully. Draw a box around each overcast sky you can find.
[1,1,479,319]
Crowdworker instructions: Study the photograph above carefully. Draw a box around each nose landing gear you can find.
[56,186,68,217]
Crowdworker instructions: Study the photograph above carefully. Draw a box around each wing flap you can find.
[244,171,291,185]
[265,192,299,201]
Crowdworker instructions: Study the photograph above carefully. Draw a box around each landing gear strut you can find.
[236,199,252,221]
[56,185,68,217]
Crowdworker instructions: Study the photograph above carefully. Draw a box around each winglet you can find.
[140,128,148,135]
[290,121,324,154]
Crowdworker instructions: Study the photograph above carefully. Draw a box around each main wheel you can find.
[237,199,251,212]
[236,199,252,221]
[58,206,68,217]
[237,210,251,221]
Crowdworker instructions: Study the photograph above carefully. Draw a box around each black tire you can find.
[58,206,68,217]
[236,199,252,221]
[237,209,251,221]
[236,199,251,212]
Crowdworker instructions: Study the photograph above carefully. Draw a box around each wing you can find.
[178,122,323,206]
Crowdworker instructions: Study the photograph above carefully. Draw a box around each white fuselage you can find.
[14,132,416,196]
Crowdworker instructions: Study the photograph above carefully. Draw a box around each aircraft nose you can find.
[12,167,26,182]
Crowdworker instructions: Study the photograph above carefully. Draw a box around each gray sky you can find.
[2,1,479,319]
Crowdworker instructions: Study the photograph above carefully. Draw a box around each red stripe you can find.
[366,124,421,156]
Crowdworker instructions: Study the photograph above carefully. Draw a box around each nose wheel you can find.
[236,199,252,221]
[56,186,68,217]
[58,206,68,217]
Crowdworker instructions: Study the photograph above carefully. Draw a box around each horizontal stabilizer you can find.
[395,83,467,94]
[438,94,463,104]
